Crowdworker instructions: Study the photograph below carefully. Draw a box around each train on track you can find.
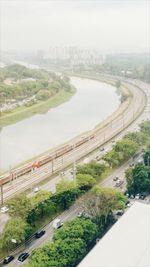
[0,133,95,186]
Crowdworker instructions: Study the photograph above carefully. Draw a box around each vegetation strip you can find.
[0,64,76,127]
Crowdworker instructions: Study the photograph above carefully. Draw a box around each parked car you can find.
[135,193,140,200]
[18,252,29,262]
[140,193,146,200]
[3,255,14,264]
[116,210,124,216]
[129,163,134,167]
[34,187,40,193]
[125,193,130,198]
[130,194,135,199]
[35,230,46,238]
[115,179,124,187]
[95,155,100,161]
[77,211,83,217]
[126,201,131,207]
[1,206,9,213]
[113,177,119,181]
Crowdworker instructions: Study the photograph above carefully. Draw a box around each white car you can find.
[1,206,9,213]
[135,194,140,200]
[53,219,63,229]
[34,187,40,193]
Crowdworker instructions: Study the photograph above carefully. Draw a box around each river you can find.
[0,77,120,172]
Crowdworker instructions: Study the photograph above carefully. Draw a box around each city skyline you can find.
[1,0,150,53]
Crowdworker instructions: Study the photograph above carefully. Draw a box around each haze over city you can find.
[1,0,150,53]
[0,1,150,267]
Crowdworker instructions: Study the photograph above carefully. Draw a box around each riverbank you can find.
[0,76,147,188]
[0,87,76,128]
[0,76,121,174]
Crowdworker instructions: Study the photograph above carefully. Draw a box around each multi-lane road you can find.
[0,149,147,267]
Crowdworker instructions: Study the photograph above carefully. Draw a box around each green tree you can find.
[79,187,126,225]
[114,138,138,160]
[7,194,32,219]
[56,178,76,193]
[1,218,32,250]
[50,188,81,210]
[36,90,51,100]
[124,132,148,146]
[102,150,120,167]
[140,121,150,136]
[54,218,98,246]
[144,146,150,166]
[77,161,106,179]
[27,200,56,225]
[76,174,96,190]
[126,163,150,194]
[31,190,52,207]
[28,238,86,267]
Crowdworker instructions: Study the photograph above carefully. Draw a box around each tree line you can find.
[0,64,72,105]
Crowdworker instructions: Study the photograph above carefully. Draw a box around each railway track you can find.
[0,77,148,203]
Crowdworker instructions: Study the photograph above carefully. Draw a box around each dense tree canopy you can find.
[56,178,76,193]
[54,218,98,246]
[103,137,139,167]
[7,194,32,219]
[76,174,96,190]
[144,146,150,166]
[31,190,52,207]
[0,64,72,106]
[140,121,150,136]
[126,163,150,194]
[79,187,127,225]
[77,160,106,180]
[0,218,32,250]
[26,218,98,267]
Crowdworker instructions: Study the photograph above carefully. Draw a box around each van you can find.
[52,219,63,229]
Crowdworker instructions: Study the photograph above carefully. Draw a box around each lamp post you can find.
[122,112,125,130]
[0,185,3,205]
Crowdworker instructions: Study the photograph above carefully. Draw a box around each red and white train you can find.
[0,133,95,186]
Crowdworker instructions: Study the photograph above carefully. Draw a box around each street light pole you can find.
[122,112,125,130]
[72,143,76,181]
[0,185,4,205]
[73,161,76,181]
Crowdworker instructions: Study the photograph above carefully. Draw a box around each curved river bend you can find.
[0,77,120,171]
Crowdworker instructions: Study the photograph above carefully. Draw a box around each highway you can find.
[0,150,147,267]
[0,78,149,203]
[0,77,149,263]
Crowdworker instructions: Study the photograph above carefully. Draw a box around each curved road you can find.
[0,77,149,203]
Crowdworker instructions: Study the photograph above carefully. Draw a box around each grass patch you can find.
[0,88,76,128]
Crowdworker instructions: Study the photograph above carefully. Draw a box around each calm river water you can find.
[0,77,120,171]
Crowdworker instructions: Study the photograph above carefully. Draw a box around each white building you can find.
[78,202,150,267]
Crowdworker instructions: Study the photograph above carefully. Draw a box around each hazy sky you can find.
[1,0,150,53]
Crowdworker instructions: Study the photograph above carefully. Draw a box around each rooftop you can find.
[78,202,150,267]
